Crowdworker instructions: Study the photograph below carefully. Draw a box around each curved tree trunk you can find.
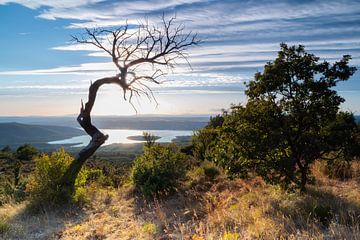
[60,76,121,196]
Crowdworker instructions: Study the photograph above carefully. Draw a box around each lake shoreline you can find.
[48,129,193,147]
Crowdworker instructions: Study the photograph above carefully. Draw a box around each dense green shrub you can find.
[0,146,13,159]
[0,160,27,205]
[202,161,221,180]
[16,144,38,161]
[27,148,87,207]
[192,128,219,161]
[191,115,224,162]
[0,180,27,205]
[86,168,104,182]
[187,160,221,184]
[131,144,188,197]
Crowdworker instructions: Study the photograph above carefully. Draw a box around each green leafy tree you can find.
[212,44,357,192]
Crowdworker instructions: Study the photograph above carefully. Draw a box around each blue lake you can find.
[48,129,193,147]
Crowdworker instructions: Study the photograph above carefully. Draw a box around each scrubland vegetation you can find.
[1,44,360,239]
[0,147,359,239]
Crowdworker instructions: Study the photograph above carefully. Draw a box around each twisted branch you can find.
[60,15,199,194]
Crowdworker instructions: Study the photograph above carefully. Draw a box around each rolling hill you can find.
[0,122,84,148]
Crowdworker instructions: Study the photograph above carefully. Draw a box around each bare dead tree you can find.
[60,15,200,195]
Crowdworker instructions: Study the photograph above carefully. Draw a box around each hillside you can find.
[1,161,359,239]
[0,122,84,148]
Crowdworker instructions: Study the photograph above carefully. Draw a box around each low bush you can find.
[187,161,221,183]
[16,144,38,161]
[202,161,221,180]
[0,161,27,205]
[27,148,87,207]
[0,181,27,206]
[131,144,188,197]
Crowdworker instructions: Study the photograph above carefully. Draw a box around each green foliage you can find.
[192,128,219,161]
[1,146,11,153]
[27,148,87,207]
[202,161,221,180]
[191,114,224,162]
[85,168,119,187]
[0,160,27,205]
[0,181,12,205]
[142,222,156,234]
[0,180,27,205]
[0,146,14,159]
[0,216,10,234]
[319,112,359,180]
[207,114,224,129]
[131,143,188,197]
[208,101,286,179]
[206,44,357,191]
[86,157,132,187]
[325,112,360,160]
[188,160,221,181]
[143,131,157,148]
[86,168,104,182]
[16,144,38,161]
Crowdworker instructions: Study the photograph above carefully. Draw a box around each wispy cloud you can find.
[0,62,117,75]
[0,0,104,10]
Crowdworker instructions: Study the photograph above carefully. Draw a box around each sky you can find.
[0,0,359,116]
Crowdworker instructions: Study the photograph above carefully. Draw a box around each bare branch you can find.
[61,15,199,196]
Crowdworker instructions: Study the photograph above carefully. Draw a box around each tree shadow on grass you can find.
[0,202,86,240]
[131,181,214,239]
[269,186,360,234]
[131,177,248,239]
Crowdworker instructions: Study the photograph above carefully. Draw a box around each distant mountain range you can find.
[0,122,84,148]
[0,115,210,130]
[0,115,210,149]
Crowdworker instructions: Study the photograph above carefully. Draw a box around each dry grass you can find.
[0,201,83,239]
[1,161,360,239]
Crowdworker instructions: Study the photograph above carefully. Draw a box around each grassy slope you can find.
[1,162,359,239]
